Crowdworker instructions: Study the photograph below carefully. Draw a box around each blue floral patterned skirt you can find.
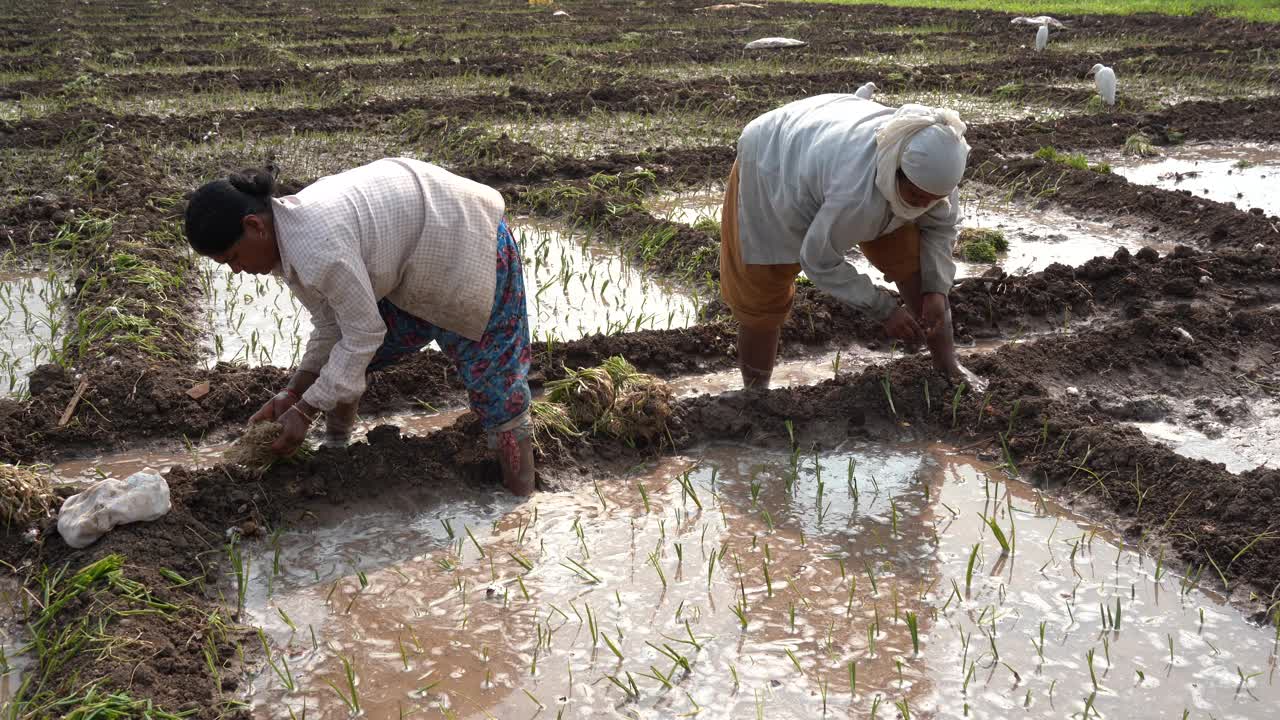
[368,219,532,435]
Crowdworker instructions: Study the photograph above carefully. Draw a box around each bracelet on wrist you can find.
[282,388,301,402]
[287,404,315,425]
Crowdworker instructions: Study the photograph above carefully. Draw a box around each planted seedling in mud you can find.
[675,470,703,510]
[846,457,859,503]
[259,629,296,692]
[881,375,897,416]
[225,539,250,618]
[1033,620,1047,662]
[561,556,602,584]
[906,611,921,655]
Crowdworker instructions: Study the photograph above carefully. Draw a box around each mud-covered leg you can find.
[324,401,359,448]
[493,427,536,496]
[738,322,782,389]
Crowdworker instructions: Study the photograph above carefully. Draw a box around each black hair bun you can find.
[227,167,277,198]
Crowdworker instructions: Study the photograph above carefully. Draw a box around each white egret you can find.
[854,82,877,100]
[1012,15,1064,29]
[1035,24,1048,52]
[1087,63,1116,106]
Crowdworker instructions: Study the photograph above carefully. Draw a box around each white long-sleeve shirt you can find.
[271,158,504,411]
[736,94,960,320]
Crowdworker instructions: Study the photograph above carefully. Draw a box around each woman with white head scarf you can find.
[720,94,976,388]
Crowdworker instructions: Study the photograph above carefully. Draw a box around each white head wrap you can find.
[874,104,970,220]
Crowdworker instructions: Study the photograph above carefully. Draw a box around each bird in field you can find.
[854,82,877,100]
[1035,24,1049,52]
[1087,63,1116,106]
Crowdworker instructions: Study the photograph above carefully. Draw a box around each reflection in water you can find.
[240,444,1279,719]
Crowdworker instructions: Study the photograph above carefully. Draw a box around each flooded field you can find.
[199,260,313,369]
[515,222,701,343]
[1109,143,1280,218]
[0,270,67,396]
[239,444,1280,719]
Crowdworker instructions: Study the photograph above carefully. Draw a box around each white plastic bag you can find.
[744,37,806,50]
[57,471,172,549]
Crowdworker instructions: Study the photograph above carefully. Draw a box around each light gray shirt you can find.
[736,94,960,320]
[271,158,504,410]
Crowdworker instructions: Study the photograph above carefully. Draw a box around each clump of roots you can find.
[224,422,313,474]
[538,356,674,448]
[1,464,56,529]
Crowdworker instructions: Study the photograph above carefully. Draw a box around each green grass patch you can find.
[800,0,1280,22]
[1034,146,1112,174]
[692,217,721,236]
[956,228,1008,263]
[8,554,213,719]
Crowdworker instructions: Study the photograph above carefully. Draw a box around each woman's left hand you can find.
[272,402,315,455]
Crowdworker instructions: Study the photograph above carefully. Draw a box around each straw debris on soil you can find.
[542,356,675,445]
[1,463,56,528]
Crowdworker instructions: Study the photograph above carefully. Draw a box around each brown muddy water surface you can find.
[1135,399,1280,474]
[1109,143,1280,219]
[200,261,313,369]
[228,444,1278,719]
[513,220,701,343]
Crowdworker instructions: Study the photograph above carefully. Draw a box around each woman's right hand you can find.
[249,390,299,424]
[882,306,925,344]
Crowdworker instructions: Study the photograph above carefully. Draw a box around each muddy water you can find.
[1135,400,1280,473]
[666,347,900,397]
[1110,143,1280,218]
[513,220,701,343]
[0,270,68,396]
[0,574,29,708]
[648,189,723,227]
[199,260,313,369]
[240,444,1279,719]
[647,188,1156,290]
